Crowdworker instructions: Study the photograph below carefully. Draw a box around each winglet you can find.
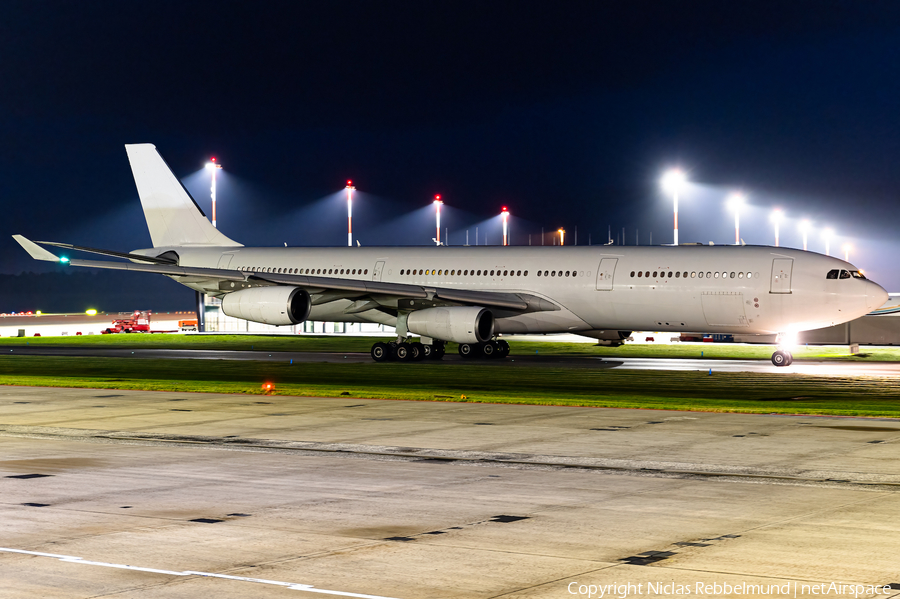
[12,235,65,262]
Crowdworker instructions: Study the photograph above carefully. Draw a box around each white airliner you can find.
[13,144,888,366]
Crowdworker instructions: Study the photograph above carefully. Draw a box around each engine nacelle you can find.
[407,306,494,344]
[221,286,311,326]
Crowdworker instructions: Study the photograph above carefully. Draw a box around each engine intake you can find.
[407,306,494,344]
[221,286,311,326]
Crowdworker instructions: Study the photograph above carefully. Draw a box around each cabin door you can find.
[770,259,793,294]
[373,261,385,281]
[596,258,618,291]
[217,254,234,269]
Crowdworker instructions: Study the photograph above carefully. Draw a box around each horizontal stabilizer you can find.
[12,235,62,262]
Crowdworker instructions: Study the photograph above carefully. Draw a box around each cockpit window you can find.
[840,270,851,279]
[850,270,867,279]
[826,269,839,279]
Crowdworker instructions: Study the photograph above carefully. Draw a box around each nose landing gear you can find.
[771,349,793,367]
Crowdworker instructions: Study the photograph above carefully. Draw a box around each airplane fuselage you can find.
[145,244,885,337]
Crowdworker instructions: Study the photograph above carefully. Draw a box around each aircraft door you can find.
[770,258,793,294]
[596,258,618,291]
[373,261,385,281]
[217,254,234,269]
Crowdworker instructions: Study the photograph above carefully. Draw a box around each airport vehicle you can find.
[178,318,198,332]
[13,144,888,366]
[101,310,151,334]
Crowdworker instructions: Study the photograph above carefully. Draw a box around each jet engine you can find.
[407,306,494,344]
[221,286,311,326]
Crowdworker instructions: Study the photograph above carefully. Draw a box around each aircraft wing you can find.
[12,235,533,312]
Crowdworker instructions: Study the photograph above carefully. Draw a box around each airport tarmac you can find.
[0,386,899,598]
[6,345,900,376]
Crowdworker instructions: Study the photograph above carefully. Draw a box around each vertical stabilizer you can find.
[125,144,242,248]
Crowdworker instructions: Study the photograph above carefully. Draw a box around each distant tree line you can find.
[0,271,194,313]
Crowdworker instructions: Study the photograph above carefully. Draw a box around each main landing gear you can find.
[458,339,510,360]
[771,349,793,367]
[371,339,446,363]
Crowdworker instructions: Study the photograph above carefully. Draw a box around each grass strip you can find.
[1,355,899,417]
[0,334,898,362]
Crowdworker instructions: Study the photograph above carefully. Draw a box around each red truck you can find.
[101,311,151,334]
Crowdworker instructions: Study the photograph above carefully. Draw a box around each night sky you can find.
[4,1,900,293]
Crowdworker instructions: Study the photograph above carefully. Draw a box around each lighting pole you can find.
[727,193,743,245]
[771,209,783,247]
[558,228,565,246]
[433,195,443,246]
[823,228,834,256]
[345,181,355,247]
[205,158,223,228]
[800,220,811,251]
[501,207,510,246]
[661,169,686,246]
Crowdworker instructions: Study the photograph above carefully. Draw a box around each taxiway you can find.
[0,386,898,598]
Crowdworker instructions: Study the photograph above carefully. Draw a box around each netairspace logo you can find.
[566,581,895,598]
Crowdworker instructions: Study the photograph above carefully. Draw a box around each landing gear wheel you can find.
[421,344,433,359]
[371,342,389,362]
[410,342,426,361]
[458,343,476,359]
[395,342,412,361]
[496,339,510,358]
[771,350,791,367]
[430,341,445,360]
[481,342,496,358]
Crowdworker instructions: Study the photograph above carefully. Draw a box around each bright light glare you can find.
[660,169,686,193]
[727,193,744,211]
[777,331,799,351]
[86,309,97,315]
[799,219,811,232]
[770,209,783,222]
[59,256,69,263]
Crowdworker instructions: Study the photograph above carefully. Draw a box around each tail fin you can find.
[125,144,242,248]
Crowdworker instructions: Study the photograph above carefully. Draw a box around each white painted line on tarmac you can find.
[0,547,403,599]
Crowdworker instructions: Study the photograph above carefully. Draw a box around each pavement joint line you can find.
[3,427,900,489]
[0,547,403,599]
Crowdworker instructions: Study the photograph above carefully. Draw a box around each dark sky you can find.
[4,1,900,288]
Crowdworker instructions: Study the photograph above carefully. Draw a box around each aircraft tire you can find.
[421,344,433,359]
[395,342,412,361]
[481,342,496,358]
[784,351,793,366]
[771,350,789,367]
[496,340,510,358]
[371,342,390,362]
[430,341,445,360]
[411,342,426,361]
[458,343,476,359]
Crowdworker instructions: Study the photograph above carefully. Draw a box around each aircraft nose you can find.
[867,281,889,310]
